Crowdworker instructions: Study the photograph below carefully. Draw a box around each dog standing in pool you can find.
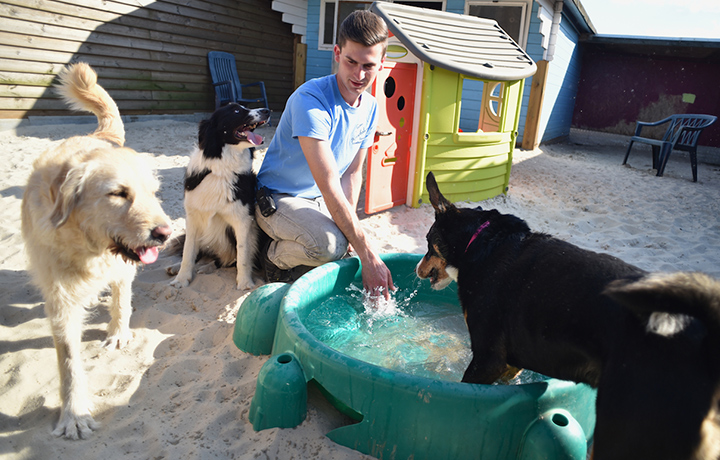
[417,171,720,460]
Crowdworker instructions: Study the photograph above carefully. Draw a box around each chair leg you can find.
[656,143,672,177]
[690,149,698,182]
[622,141,634,165]
[651,145,660,170]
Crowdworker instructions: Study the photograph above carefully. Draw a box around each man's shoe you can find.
[261,241,313,283]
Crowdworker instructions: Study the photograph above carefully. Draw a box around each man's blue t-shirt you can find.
[257,74,378,199]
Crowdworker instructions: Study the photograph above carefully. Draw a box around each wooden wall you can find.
[0,0,296,118]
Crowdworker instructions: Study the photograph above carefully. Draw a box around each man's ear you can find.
[333,44,341,63]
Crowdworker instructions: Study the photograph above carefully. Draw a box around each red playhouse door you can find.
[365,61,417,214]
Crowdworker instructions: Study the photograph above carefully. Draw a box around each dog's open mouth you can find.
[234,120,267,146]
[428,268,440,285]
[110,240,161,265]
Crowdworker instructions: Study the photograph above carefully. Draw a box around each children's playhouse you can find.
[365,2,537,213]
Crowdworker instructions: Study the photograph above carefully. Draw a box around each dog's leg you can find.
[462,355,509,384]
[495,365,523,384]
[104,264,136,349]
[230,218,258,291]
[47,298,99,439]
[171,218,201,288]
[461,338,510,384]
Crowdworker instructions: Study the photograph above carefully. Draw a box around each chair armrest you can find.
[213,80,232,88]
[240,81,264,89]
[634,116,673,136]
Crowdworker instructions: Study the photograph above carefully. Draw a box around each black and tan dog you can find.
[416,172,720,460]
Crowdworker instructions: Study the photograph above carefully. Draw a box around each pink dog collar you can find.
[465,221,490,252]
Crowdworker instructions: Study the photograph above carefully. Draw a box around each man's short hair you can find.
[337,10,388,55]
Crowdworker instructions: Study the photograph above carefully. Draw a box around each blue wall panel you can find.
[539,16,582,142]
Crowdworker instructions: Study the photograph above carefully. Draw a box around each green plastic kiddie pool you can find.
[234,253,596,460]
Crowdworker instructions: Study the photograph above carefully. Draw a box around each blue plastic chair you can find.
[207,51,269,111]
[622,114,717,182]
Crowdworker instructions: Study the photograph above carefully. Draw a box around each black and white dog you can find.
[168,103,270,290]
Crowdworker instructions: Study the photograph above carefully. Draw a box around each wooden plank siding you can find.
[0,0,296,118]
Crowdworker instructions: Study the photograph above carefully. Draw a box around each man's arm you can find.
[341,144,367,212]
[299,136,395,298]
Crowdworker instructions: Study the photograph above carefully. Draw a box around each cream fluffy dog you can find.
[21,63,172,439]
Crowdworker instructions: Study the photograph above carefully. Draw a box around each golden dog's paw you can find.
[165,262,181,276]
[53,410,99,440]
[103,328,134,349]
[170,273,192,288]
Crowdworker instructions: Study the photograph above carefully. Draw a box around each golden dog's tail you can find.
[56,62,125,146]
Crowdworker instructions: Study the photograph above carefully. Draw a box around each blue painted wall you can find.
[539,14,583,142]
[515,1,583,144]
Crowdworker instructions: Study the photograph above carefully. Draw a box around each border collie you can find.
[168,103,270,290]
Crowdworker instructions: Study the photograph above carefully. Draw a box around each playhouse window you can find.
[320,0,444,50]
[466,0,531,49]
[459,78,505,133]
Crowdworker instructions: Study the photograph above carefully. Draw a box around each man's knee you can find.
[307,232,348,263]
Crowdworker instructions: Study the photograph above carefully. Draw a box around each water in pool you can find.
[304,283,546,384]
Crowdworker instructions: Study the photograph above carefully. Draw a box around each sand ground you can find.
[1,119,719,459]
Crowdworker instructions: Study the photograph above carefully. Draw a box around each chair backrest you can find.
[208,51,240,102]
[665,114,717,148]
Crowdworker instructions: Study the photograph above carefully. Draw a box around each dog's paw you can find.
[52,410,99,440]
[236,277,257,291]
[165,262,181,276]
[170,274,192,288]
[196,261,218,275]
[103,328,133,349]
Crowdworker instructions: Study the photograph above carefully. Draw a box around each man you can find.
[256,10,395,299]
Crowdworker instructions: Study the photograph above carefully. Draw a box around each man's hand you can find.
[360,251,396,301]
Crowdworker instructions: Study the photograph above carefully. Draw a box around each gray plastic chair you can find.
[623,114,717,182]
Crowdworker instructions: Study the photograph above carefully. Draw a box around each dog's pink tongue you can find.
[246,130,263,146]
[137,246,159,264]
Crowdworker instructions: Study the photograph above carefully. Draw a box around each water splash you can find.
[304,282,548,384]
[346,284,412,327]
[305,283,472,381]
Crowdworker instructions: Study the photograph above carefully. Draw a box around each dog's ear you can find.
[198,118,210,150]
[426,172,454,214]
[198,116,224,158]
[50,163,90,227]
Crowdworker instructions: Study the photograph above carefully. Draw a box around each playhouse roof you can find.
[371,2,537,81]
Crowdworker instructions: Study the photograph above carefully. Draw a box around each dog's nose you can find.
[152,224,172,242]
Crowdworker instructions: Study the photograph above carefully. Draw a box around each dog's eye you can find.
[234,108,240,114]
[109,188,129,199]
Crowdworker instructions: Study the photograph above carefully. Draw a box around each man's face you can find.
[334,40,385,106]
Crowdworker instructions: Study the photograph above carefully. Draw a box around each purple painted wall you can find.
[572,39,720,147]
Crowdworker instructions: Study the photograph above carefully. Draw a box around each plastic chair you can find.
[207,51,269,111]
[622,114,717,182]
